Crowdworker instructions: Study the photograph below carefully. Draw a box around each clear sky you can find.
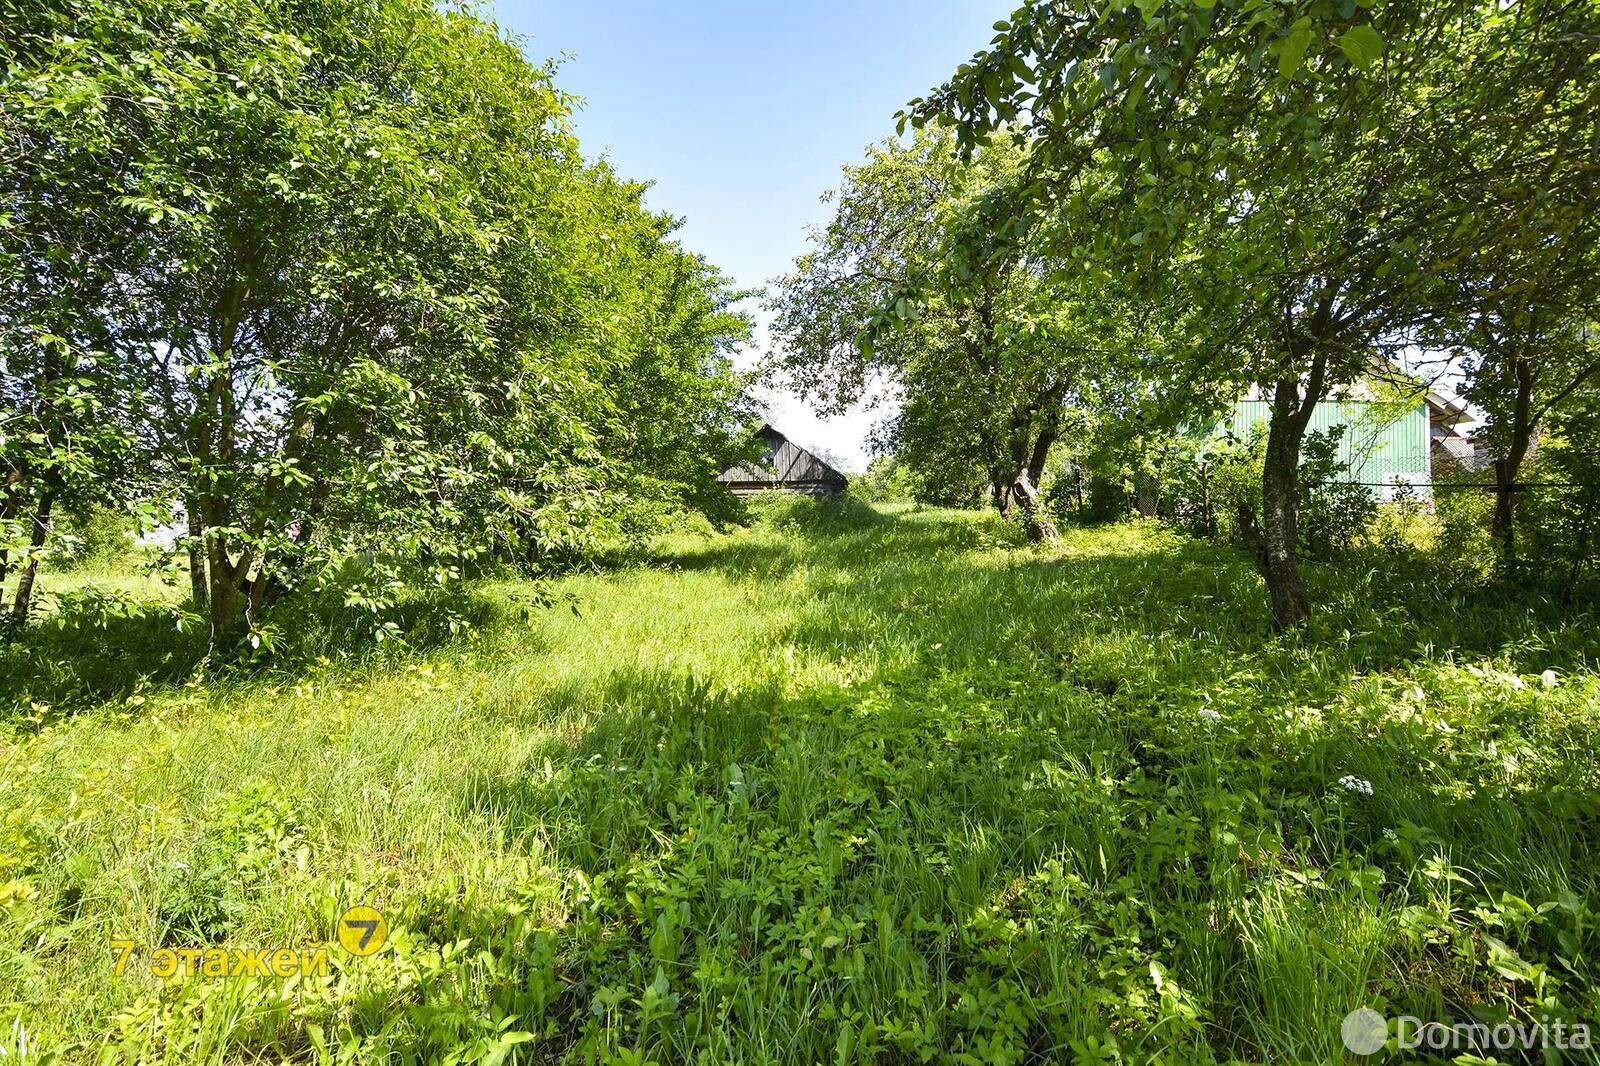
[488,0,1010,471]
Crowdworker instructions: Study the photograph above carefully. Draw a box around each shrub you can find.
[1160,435,1253,539]
[1513,394,1600,589]
[53,506,136,570]
[1298,428,1378,559]
[1162,425,1376,558]
[850,455,916,503]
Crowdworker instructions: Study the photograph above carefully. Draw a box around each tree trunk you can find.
[0,462,23,590]
[205,540,251,644]
[1237,377,1315,628]
[186,500,209,609]
[198,313,250,646]
[991,475,1013,517]
[1007,407,1062,543]
[9,492,56,624]
[1491,354,1535,567]
[1012,468,1059,543]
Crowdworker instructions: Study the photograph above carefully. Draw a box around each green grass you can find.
[2,499,1597,1063]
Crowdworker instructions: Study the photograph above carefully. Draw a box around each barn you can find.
[718,424,848,498]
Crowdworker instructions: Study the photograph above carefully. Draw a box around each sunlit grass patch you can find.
[2,503,1598,1062]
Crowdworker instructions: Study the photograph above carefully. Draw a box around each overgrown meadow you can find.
[1,498,1596,1063]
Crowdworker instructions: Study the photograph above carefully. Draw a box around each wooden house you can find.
[717,424,848,498]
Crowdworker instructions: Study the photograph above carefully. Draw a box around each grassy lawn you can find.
[2,500,1597,1063]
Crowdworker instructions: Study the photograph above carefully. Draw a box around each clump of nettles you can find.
[158,783,304,943]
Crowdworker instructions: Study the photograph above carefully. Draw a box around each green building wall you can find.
[1225,399,1431,491]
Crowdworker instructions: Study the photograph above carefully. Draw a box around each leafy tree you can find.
[1460,287,1600,568]
[1,0,752,640]
[849,454,916,503]
[908,0,1600,625]
[0,0,159,622]
[1522,367,1600,586]
[769,131,1126,541]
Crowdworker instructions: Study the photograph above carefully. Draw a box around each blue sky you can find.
[490,0,1011,470]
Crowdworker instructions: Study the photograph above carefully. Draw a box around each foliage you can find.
[1298,429,1380,560]
[0,0,753,639]
[1464,313,1600,565]
[905,0,1600,624]
[4,506,1599,1061]
[50,506,136,571]
[1509,381,1600,589]
[1161,424,1376,559]
[1153,434,1252,540]
[768,130,1133,541]
[846,455,916,504]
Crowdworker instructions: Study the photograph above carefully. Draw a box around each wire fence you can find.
[1310,480,1591,490]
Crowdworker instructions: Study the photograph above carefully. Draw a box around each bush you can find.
[850,456,916,503]
[1366,482,1435,558]
[53,506,136,570]
[1514,395,1600,589]
[1047,466,1132,526]
[1161,425,1377,558]
[1298,429,1378,559]
[1160,435,1252,539]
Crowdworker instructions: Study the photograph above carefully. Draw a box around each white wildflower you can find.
[1197,708,1222,723]
[1540,669,1558,689]
[1337,775,1374,796]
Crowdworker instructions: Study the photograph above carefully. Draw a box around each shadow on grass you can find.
[444,503,1600,1061]
[461,667,783,872]
[0,583,502,721]
[641,537,799,580]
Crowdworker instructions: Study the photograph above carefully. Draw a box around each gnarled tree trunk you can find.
[990,474,1013,517]
[1237,371,1322,628]
[1007,390,1064,543]
[1012,466,1059,542]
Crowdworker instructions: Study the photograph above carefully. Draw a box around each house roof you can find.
[717,424,847,486]
[1425,391,1473,427]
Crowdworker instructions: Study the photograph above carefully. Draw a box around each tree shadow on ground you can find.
[765,501,1600,679]
[446,504,1600,1062]
[457,638,1598,1062]
[0,584,502,721]
[638,537,799,581]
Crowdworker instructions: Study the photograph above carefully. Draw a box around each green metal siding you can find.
[1225,399,1430,489]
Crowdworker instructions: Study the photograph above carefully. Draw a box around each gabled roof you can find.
[717,424,847,487]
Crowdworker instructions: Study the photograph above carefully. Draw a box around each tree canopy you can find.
[895,0,1600,623]
[1,0,755,640]
[769,131,1134,541]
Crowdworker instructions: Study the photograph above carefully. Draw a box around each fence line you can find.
[1306,480,1598,490]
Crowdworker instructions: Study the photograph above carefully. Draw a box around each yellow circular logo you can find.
[337,906,387,956]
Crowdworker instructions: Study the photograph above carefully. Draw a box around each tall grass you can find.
[1,498,1596,1063]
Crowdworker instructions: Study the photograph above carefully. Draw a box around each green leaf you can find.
[1336,25,1384,71]
[1278,27,1313,79]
